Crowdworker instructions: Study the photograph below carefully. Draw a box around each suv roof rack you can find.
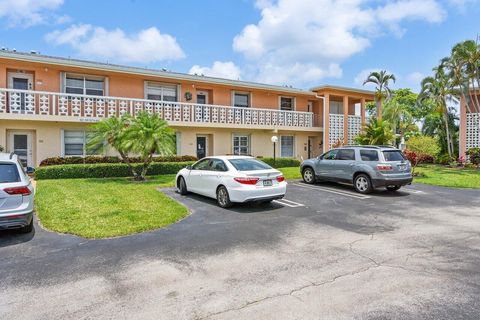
[9,152,15,159]
[341,145,395,149]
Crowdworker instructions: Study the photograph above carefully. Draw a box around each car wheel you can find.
[302,168,315,184]
[178,177,188,195]
[216,186,233,208]
[354,174,373,194]
[18,219,33,234]
[386,185,401,192]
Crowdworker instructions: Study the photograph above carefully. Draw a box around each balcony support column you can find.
[323,94,330,152]
[343,96,349,146]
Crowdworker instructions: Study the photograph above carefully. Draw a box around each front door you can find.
[8,72,34,113]
[196,136,207,159]
[9,132,33,167]
[307,137,313,159]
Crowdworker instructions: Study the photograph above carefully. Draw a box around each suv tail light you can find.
[276,175,285,182]
[376,164,393,171]
[234,177,260,185]
[4,186,31,196]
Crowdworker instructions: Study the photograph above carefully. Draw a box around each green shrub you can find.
[39,155,197,166]
[35,162,194,180]
[436,153,454,165]
[406,135,440,160]
[467,147,480,165]
[259,157,300,168]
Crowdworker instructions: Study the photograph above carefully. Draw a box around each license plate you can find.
[263,180,273,187]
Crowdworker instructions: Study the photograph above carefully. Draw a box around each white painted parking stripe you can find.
[273,199,305,207]
[403,188,425,194]
[291,183,371,200]
[279,198,305,206]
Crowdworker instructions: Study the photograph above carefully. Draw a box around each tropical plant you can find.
[363,70,396,119]
[467,147,480,166]
[122,112,176,181]
[418,68,457,157]
[87,115,137,177]
[354,117,394,145]
[382,96,419,147]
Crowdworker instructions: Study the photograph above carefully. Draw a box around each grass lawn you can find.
[279,167,302,180]
[414,164,480,189]
[35,175,188,239]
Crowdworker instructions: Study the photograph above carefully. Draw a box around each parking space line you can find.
[403,188,425,194]
[291,183,371,200]
[273,199,305,207]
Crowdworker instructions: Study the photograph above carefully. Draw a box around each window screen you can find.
[234,93,249,108]
[65,74,105,96]
[233,135,250,155]
[280,136,294,157]
[280,97,293,111]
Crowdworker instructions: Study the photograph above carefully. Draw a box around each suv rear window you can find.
[360,150,379,161]
[0,163,21,183]
[383,150,406,162]
[229,159,272,171]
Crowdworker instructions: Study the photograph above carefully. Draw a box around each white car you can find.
[0,153,34,233]
[176,156,287,208]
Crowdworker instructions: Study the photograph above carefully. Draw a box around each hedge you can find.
[258,157,301,168]
[35,162,194,180]
[39,155,197,167]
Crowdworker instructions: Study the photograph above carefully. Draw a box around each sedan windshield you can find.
[0,163,21,183]
[383,150,405,162]
[228,158,272,171]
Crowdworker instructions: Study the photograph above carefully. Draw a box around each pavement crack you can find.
[200,263,381,319]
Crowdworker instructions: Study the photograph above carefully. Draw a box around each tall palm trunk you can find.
[442,107,453,157]
[376,100,382,120]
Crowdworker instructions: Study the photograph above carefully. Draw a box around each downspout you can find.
[315,94,326,153]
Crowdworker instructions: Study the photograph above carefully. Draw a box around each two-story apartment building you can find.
[0,50,374,167]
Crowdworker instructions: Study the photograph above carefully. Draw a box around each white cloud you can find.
[45,24,185,63]
[189,61,241,80]
[233,0,447,86]
[406,72,425,85]
[0,0,63,27]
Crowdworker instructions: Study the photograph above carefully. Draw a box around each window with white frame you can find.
[280,97,294,111]
[63,130,103,156]
[280,136,294,157]
[233,92,250,108]
[233,135,250,155]
[145,82,177,101]
[65,74,105,96]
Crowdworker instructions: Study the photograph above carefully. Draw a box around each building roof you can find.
[310,85,375,96]
[0,50,321,96]
[0,50,376,97]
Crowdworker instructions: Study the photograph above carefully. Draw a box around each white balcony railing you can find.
[0,88,315,128]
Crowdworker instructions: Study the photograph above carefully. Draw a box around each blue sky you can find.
[1,0,479,92]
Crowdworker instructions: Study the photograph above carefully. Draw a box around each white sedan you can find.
[176,156,287,208]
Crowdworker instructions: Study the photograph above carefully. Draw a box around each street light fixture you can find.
[271,135,278,166]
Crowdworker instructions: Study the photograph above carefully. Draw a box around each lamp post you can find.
[271,135,278,167]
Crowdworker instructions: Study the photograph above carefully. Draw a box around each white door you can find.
[9,132,33,167]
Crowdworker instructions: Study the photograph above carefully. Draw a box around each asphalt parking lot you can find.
[1,181,480,319]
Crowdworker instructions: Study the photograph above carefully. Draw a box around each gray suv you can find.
[300,146,413,194]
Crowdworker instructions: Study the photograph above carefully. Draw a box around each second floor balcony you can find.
[0,88,320,130]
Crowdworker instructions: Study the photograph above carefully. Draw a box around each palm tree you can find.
[354,117,394,145]
[363,70,396,120]
[88,115,138,178]
[450,40,480,113]
[122,112,175,181]
[418,69,457,157]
